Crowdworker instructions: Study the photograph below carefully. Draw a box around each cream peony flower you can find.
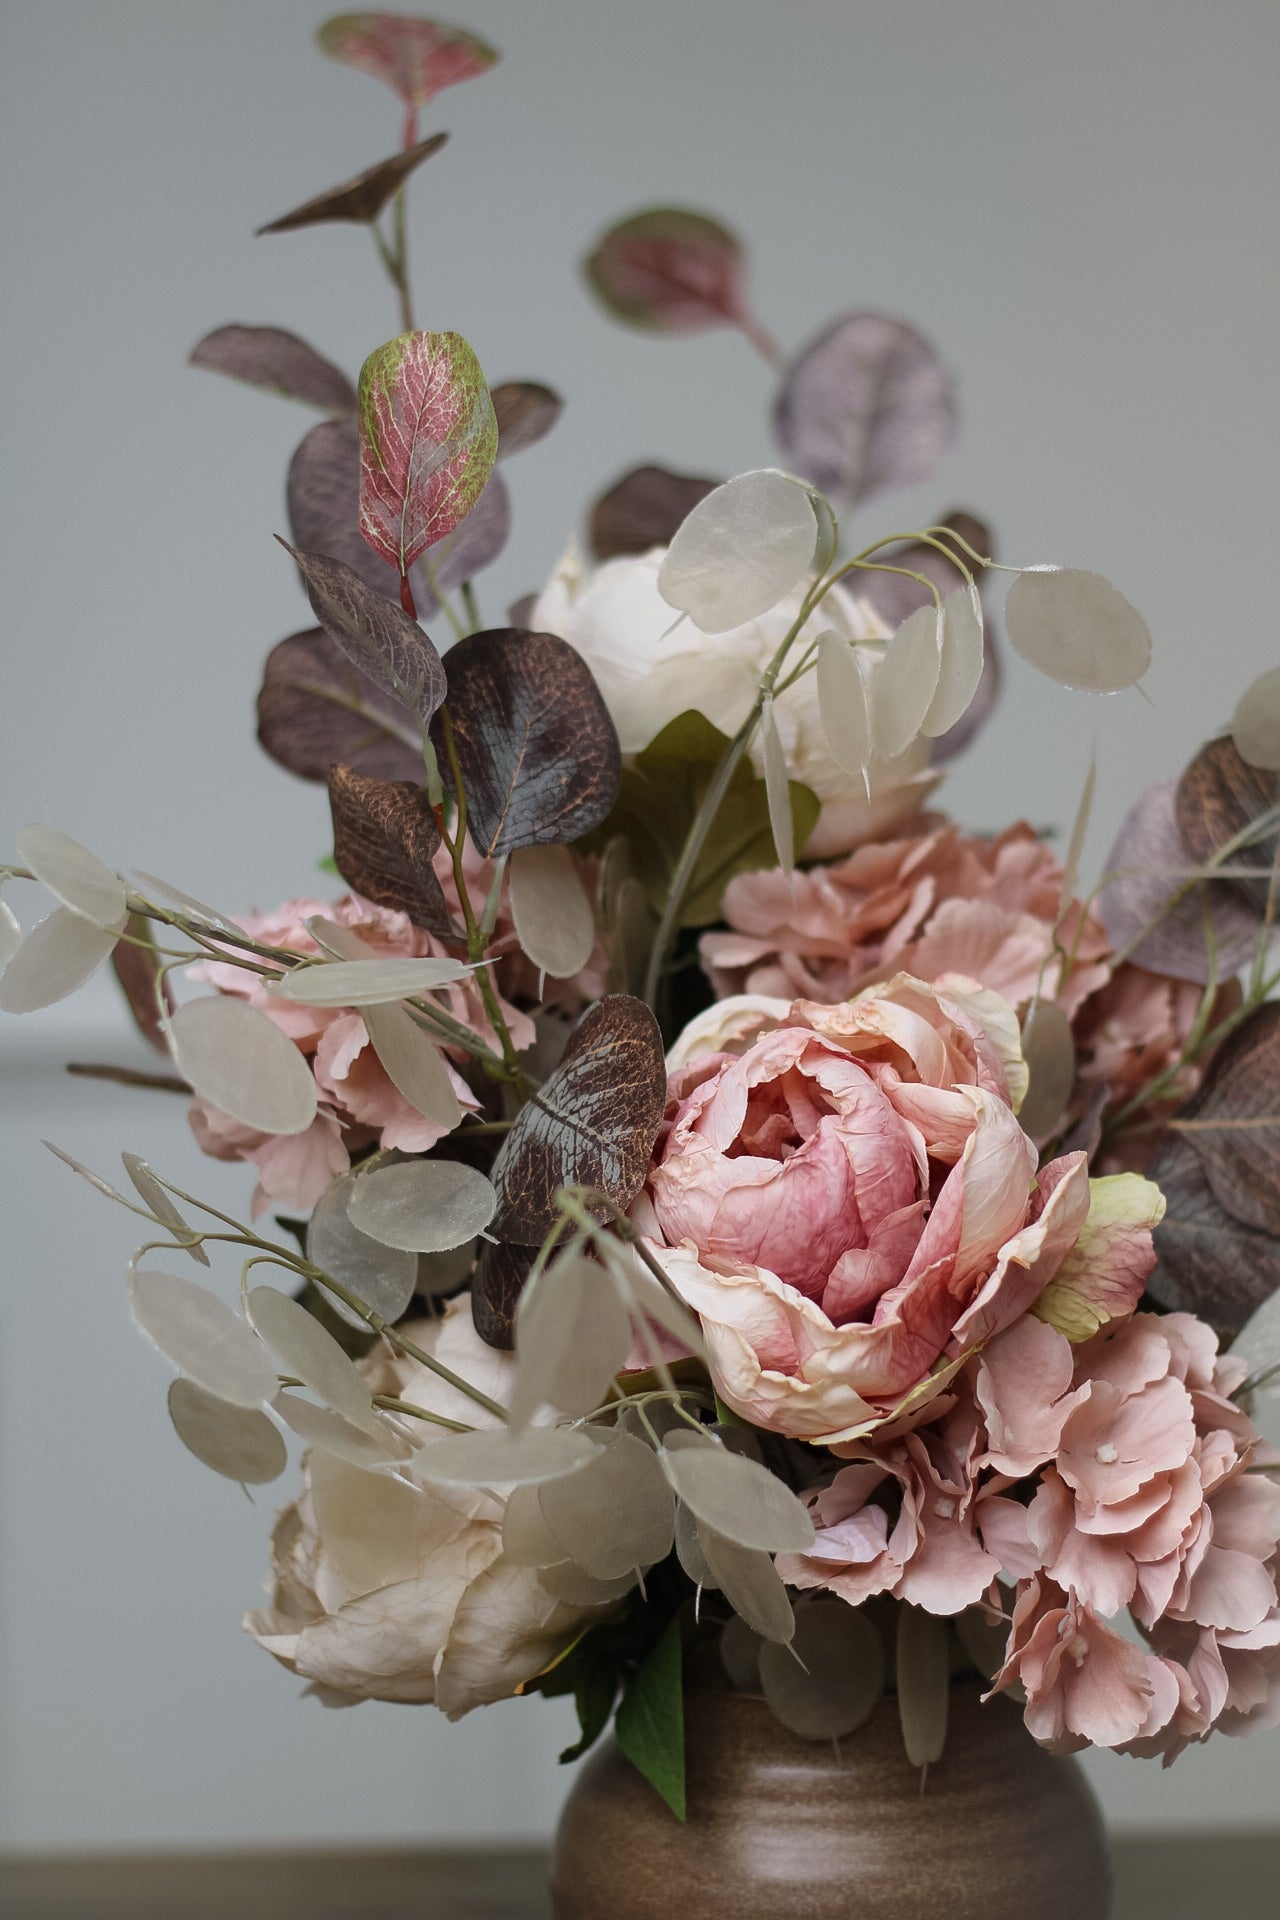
[245,1302,607,1715]
[530,541,938,859]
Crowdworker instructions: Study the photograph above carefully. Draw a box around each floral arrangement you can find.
[5,13,1280,1823]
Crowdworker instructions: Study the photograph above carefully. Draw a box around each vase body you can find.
[550,1683,1110,1920]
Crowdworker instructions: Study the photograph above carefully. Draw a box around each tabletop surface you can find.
[2,1837,1278,1920]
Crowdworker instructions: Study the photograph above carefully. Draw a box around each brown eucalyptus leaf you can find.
[759,1601,885,1740]
[1175,734,1280,914]
[1018,1000,1076,1140]
[588,465,720,562]
[111,913,172,1051]
[327,763,454,936]
[538,1431,675,1578]
[1099,778,1263,984]
[434,630,620,856]
[286,543,446,726]
[190,324,356,413]
[471,1240,533,1350]
[257,628,422,785]
[489,995,666,1243]
[896,1604,950,1766]
[1146,1133,1280,1338]
[257,132,448,233]
[1163,1003,1280,1235]
[491,382,563,459]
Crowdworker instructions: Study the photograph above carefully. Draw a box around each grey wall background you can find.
[2,0,1278,1851]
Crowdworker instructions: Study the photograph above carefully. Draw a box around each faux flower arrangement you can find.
[4,12,1280,1825]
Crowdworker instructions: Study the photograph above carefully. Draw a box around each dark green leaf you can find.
[559,1660,619,1764]
[614,1616,685,1820]
[582,711,819,928]
[257,133,448,233]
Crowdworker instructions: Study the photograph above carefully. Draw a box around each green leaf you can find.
[614,1616,685,1820]
[580,711,819,928]
[559,1661,619,1765]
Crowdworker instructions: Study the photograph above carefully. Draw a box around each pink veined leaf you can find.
[584,208,753,337]
[317,14,499,119]
[358,330,498,610]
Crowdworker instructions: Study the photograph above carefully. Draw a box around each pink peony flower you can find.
[640,975,1160,1443]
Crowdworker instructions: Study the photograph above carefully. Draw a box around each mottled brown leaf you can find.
[1175,734,1280,914]
[110,914,171,1052]
[434,629,621,857]
[257,628,423,784]
[1146,1132,1280,1339]
[490,995,667,1244]
[1099,778,1263,984]
[327,764,455,936]
[284,542,446,725]
[589,464,720,562]
[1165,1003,1280,1235]
[491,382,563,459]
[190,325,356,413]
[471,1240,534,1351]
[257,132,448,233]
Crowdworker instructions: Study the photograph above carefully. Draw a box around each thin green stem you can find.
[460,581,481,632]
[374,1393,473,1435]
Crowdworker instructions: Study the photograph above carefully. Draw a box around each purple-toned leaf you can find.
[1098,778,1263,984]
[588,464,721,562]
[1164,1003,1280,1236]
[773,312,958,508]
[471,1240,533,1351]
[326,763,455,936]
[317,13,499,109]
[418,471,510,604]
[257,627,422,784]
[111,914,172,1053]
[283,541,446,726]
[1146,1131,1280,1339]
[489,995,667,1244]
[433,629,620,857]
[357,330,498,596]
[1175,734,1280,914]
[257,132,448,233]
[852,511,991,628]
[583,208,747,334]
[190,325,355,413]
[491,382,563,459]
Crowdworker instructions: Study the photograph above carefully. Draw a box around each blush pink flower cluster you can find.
[187,844,602,1215]
[776,1311,1280,1758]
[637,975,1160,1443]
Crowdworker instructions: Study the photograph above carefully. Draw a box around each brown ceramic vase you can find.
[550,1682,1111,1920]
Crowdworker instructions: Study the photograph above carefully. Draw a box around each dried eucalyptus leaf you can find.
[759,1600,885,1739]
[1018,1000,1076,1140]
[772,312,957,509]
[1232,666,1280,772]
[165,998,318,1136]
[1176,735,1280,913]
[539,1431,675,1578]
[308,1452,426,1596]
[870,603,942,759]
[920,587,984,739]
[1147,1133,1280,1338]
[190,324,356,413]
[1005,567,1150,692]
[274,1390,407,1467]
[512,1252,632,1422]
[433,629,620,856]
[589,464,719,561]
[1099,779,1262,984]
[346,1158,496,1252]
[1163,1002,1280,1235]
[411,1424,597,1488]
[258,132,448,233]
[896,1605,950,1766]
[490,995,667,1243]
[760,699,795,874]
[14,824,126,929]
[500,1481,569,1568]
[471,1240,534,1350]
[257,628,423,786]
[306,1171,418,1330]
[719,1615,764,1689]
[657,470,818,634]
[271,955,473,1007]
[167,1378,287,1484]
[129,1270,277,1407]
[698,1524,795,1644]
[121,1153,209,1267]
[247,1284,380,1433]
[363,1000,462,1130]
[659,1440,815,1553]
[491,382,563,459]
[508,843,596,979]
[286,543,447,724]
[816,630,871,777]
[0,905,125,1012]
[326,764,455,937]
